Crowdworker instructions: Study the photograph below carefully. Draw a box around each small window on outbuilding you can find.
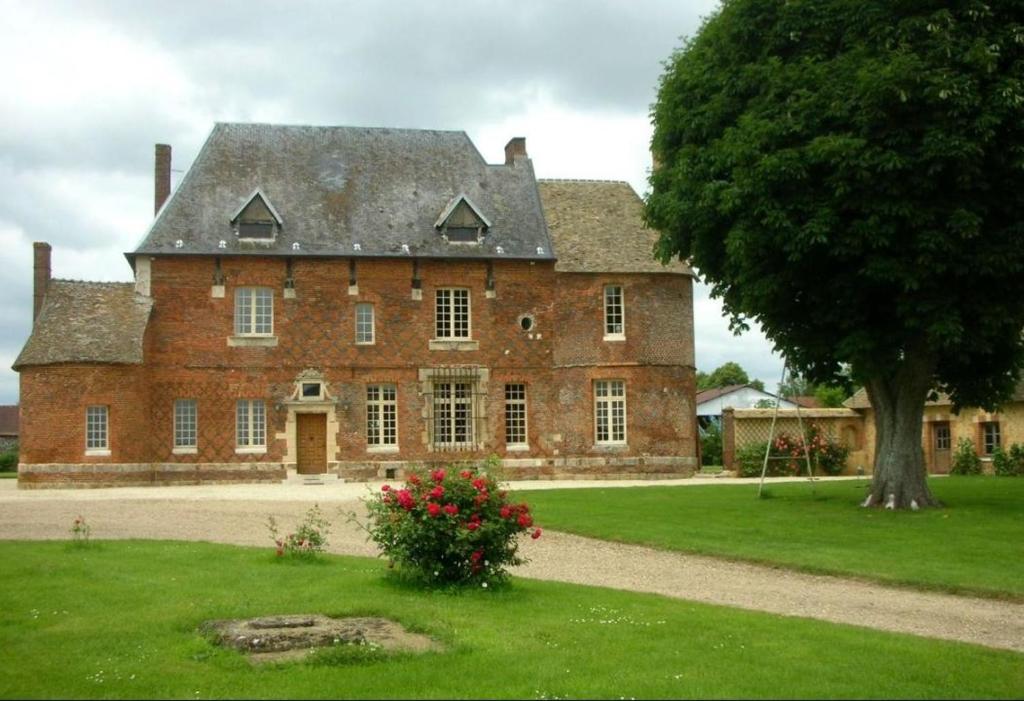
[230,189,283,242]
[435,194,491,245]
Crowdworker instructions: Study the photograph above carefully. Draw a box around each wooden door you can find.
[296,413,327,474]
[931,422,951,474]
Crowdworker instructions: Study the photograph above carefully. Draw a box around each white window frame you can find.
[432,381,476,450]
[594,380,627,446]
[173,399,198,454]
[603,284,625,341]
[236,399,266,454]
[355,303,375,345]
[435,288,471,340]
[504,383,528,450]
[85,405,110,456]
[366,384,398,451]
[234,287,274,336]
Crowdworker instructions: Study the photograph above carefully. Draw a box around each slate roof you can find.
[13,281,153,369]
[0,405,17,436]
[134,123,556,262]
[537,180,692,275]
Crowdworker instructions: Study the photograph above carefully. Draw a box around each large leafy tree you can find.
[699,361,765,391]
[648,0,1024,508]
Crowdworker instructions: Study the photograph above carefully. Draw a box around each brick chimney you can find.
[154,143,172,215]
[33,242,51,323]
[504,137,527,165]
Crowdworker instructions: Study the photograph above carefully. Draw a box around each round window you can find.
[519,315,535,331]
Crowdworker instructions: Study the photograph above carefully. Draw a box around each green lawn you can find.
[0,541,1020,699]
[527,477,1024,599]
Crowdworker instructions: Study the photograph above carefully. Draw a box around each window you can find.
[432,381,475,449]
[238,221,274,239]
[355,303,375,344]
[86,405,108,451]
[594,380,626,445]
[603,285,624,339]
[435,288,470,339]
[236,399,266,450]
[366,384,397,448]
[505,384,528,448]
[934,424,951,451]
[982,422,1001,455]
[174,399,197,450]
[234,287,273,336]
[300,382,323,400]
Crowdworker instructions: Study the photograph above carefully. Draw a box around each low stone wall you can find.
[17,463,286,489]
[18,455,697,488]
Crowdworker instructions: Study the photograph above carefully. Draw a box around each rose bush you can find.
[363,464,541,585]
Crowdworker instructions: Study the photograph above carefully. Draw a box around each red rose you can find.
[472,478,487,492]
[470,513,481,522]
[427,502,442,518]
[443,503,459,516]
[381,484,391,492]
[467,521,480,531]
[460,469,473,479]
[397,489,415,511]
[474,493,488,506]
[531,528,542,540]
[429,485,445,500]
[470,550,483,562]
[500,506,512,519]
[408,474,421,486]
[431,469,446,483]
[517,514,533,528]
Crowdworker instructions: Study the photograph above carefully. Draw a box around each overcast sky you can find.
[0,0,786,405]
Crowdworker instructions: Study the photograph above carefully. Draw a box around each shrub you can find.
[267,505,330,559]
[805,425,850,476]
[950,438,982,475]
[994,443,1024,476]
[736,442,770,477]
[0,445,17,472]
[735,426,848,477]
[362,464,541,585]
[700,422,723,466]
[69,515,91,545]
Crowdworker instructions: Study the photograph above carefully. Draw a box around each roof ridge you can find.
[51,278,133,286]
[215,121,468,136]
[539,178,631,185]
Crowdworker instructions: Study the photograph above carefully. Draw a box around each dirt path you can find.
[1,482,1022,654]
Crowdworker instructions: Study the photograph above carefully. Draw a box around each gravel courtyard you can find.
[1,477,1022,654]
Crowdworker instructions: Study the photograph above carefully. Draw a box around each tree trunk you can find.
[863,352,942,510]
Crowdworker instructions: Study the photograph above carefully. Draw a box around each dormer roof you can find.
[230,188,283,225]
[434,193,492,230]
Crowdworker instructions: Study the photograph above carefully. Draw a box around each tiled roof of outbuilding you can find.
[538,180,692,275]
[0,405,17,436]
[844,382,1024,410]
[134,123,556,262]
[12,281,153,369]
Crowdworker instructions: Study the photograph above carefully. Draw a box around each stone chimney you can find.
[154,143,172,215]
[504,137,527,165]
[33,242,51,323]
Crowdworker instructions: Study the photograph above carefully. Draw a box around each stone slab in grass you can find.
[201,614,442,663]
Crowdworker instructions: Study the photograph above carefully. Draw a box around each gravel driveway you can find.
[1,478,1021,654]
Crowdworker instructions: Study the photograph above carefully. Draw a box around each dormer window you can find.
[435,193,491,245]
[230,188,283,242]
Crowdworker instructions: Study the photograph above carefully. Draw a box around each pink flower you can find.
[397,489,415,511]
[429,485,445,500]
[531,528,542,540]
[460,469,473,479]
[427,502,442,518]
[500,506,512,519]
[408,474,422,486]
[431,469,446,483]
[472,477,487,492]
[518,514,533,528]
[443,503,459,516]
[467,521,480,531]
[381,484,391,492]
[470,550,483,562]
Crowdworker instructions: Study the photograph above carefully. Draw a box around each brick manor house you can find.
[14,123,697,487]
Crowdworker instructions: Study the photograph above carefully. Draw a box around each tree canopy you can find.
[648,0,1024,508]
[698,361,765,391]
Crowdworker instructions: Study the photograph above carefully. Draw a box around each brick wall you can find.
[18,256,697,486]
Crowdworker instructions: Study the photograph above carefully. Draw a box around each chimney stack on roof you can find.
[32,242,51,323]
[504,137,527,166]
[154,144,172,215]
